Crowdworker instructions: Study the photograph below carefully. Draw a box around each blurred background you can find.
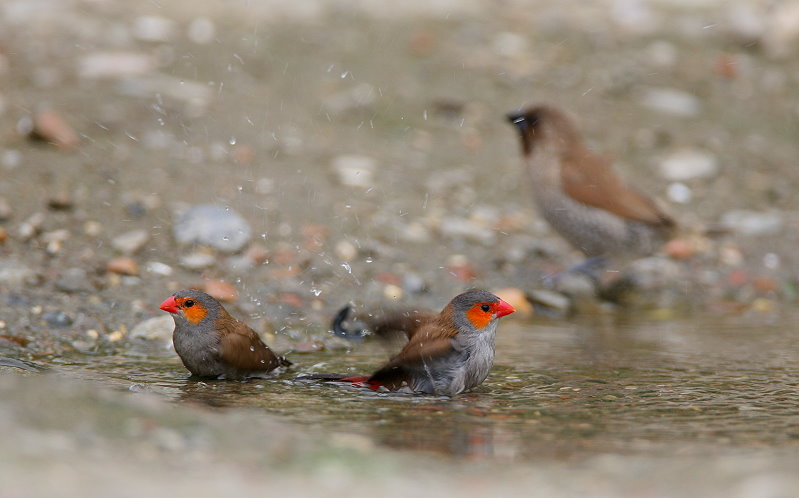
[2,0,799,496]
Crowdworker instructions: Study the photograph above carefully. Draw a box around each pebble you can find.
[0,260,38,286]
[79,51,154,79]
[322,83,376,115]
[202,280,238,302]
[383,284,403,300]
[334,240,358,262]
[55,268,95,293]
[25,109,80,149]
[18,212,45,240]
[526,289,572,313]
[762,2,799,58]
[145,261,173,276]
[493,287,534,318]
[0,196,13,220]
[129,315,174,342]
[43,311,73,328]
[131,16,175,43]
[667,182,693,204]
[664,239,695,260]
[179,251,216,270]
[47,192,74,211]
[111,229,149,255]
[720,210,784,237]
[657,149,719,181]
[84,221,103,237]
[638,87,701,117]
[439,216,495,245]
[331,155,376,188]
[173,204,252,253]
[402,272,427,295]
[188,17,216,44]
[0,227,6,244]
[106,257,139,276]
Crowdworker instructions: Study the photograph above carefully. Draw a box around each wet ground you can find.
[2,0,799,495]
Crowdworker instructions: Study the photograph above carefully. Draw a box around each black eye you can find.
[480,304,490,313]
[184,300,195,308]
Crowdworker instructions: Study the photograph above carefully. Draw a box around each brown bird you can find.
[506,105,675,259]
[305,289,515,396]
[160,289,291,379]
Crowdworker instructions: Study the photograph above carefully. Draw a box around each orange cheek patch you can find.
[175,298,208,325]
[466,305,492,330]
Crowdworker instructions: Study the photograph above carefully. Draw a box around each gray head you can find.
[445,289,515,332]
[159,289,223,326]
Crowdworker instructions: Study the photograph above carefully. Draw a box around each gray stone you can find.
[179,251,217,270]
[43,311,73,328]
[657,149,719,181]
[331,155,376,188]
[0,260,38,286]
[638,87,701,117]
[720,210,784,237]
[129,315,174,342]
[111,229,149,255]
[173,204,252,253]
[55,268,95,293]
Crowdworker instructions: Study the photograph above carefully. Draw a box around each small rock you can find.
[446,254,476,282]
[111,229,149,255]
[638,87,701,117]
[762,2,799,58]
[173,204,252,253]
[293,340,325,353]
[84,220,103,237]
[129,315,174,341]
[132,16,175,43]
[493,287,534,318]
[527,289,572,313]
[188,17,216,44]
[331,155,376,188]
[202,280,238,302]
[657,149,719,181]
[18,212,45,240]
[334,240,358,262]
[753,276,778,293]
[179,251,216,270]
[322,83,376,115]
[664,239,695,260]
[720,210,784,237]
[24,109,80,150]
[0,196,12,220]
[145,261,173,276]
[47,192,73,210]
[402,273,428,295]
[383,284,403,300]
[43,311,73,328]
[0,227,6,244]
[56,268,94,293]
[107,257,139,276]
[667,182,693,204]
[0,260,38,286]
[79,51,154,79]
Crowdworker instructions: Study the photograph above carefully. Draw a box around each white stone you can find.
[720,210,784,237]
[132,16,175,43]
[639,87,701,117]
[331,155,376,188]
[658,149,719,181]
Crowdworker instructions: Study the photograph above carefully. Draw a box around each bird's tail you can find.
[294,373,380,390]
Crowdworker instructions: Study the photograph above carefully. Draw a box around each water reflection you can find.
[66,312,799,461]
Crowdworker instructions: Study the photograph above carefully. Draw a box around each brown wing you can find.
[368,319,457,390]
[562,146,674,227]
[368,309,436,341]
[216,316,289,372]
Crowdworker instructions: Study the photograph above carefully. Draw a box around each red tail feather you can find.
[340,376,382,390]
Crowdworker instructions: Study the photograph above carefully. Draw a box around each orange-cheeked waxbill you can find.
[306,289,515,396]
[160,289,291,379]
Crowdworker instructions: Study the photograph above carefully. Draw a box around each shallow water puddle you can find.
[61,312,799,461]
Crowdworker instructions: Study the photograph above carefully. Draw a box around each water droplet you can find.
[341,263,351,274]
[228,137,237,145]
[260,359,265,364]
[237,185,244,192]
[340,71,349,79]
[249,346,255,352]
[260,233,268,240]
[365,257,373,263]
[311,288,322,296]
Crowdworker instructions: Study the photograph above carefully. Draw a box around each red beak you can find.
[495,299,515,318]
[159,296,179,314]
